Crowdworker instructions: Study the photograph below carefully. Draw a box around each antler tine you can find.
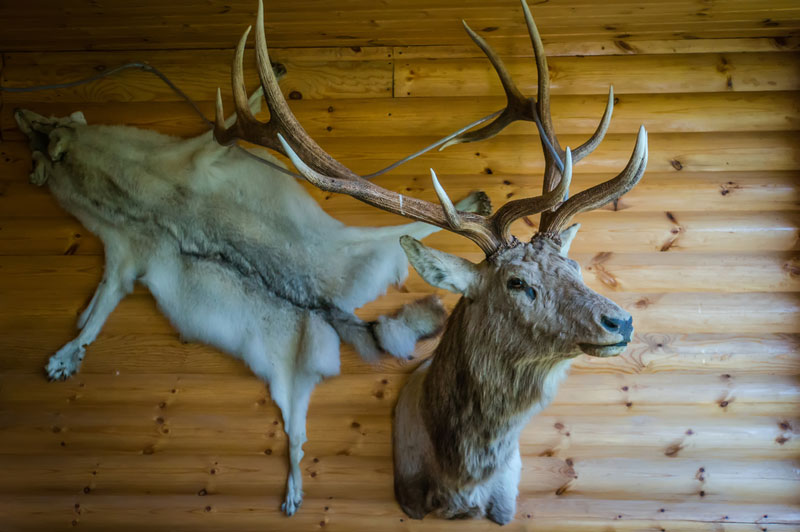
[438,20,533,151]
[213,0,359,179]
[541,126,649,234]
[214,27,259,146]
[493,146,573,241]
[251,0,356,179]
[572,86,614,163]
[277,134,505,255]
[520,0,558,153]
[430,169,465,231]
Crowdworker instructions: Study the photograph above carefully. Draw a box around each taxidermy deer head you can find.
[13,10,494,519]
[207,0,647,525]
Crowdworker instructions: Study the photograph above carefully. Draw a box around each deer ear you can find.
[400,236,479,296]
[559,223,580,256]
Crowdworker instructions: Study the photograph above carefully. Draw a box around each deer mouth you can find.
[578,341,628,358]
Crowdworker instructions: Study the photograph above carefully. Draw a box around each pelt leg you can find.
[279,372,319,516]
[46,262,132,380]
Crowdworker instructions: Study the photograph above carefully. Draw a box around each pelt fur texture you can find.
[13,91,490,516]
[393,229,634,525]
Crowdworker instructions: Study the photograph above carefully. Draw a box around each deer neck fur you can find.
[421,295,573,483]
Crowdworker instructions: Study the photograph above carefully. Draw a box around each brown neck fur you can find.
[421,296,569,482]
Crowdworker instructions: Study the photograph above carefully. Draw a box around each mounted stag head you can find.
[211,0,647,524]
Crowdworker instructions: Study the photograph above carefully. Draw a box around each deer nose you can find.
[600,315,633,342]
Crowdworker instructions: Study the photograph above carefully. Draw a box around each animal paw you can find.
[281,477,303,516]
[45,343,85,381]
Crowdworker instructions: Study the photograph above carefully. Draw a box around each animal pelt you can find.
[13,92,490,515]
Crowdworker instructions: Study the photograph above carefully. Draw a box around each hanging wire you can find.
[1,62,508,180]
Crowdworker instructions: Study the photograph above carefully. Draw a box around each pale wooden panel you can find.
[287,92,800,136]
[2,315,798,375]
[288,131,800,175]
[394,36,800,58]
[0,0,798,50]
[3,169,800,218]
[5,0,798,23]
[2,372,798,412]
[2,104,798,171]
[0,495,797,532]
[4,128,795,177]
[307,171,800,216]
[0,211,796,257]
[2,262,798,330]
[0,455,796,508]
[2,251,796,300]
[1,397,797,460]
[4,91,798,139]
[396,53,800,97]
[0,48,393,108]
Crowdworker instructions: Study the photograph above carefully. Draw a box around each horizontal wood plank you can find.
[396,53,800,97]
[2,251,796,299]
[2,371,797,410]
[0,48,394,108]
[0,494,796,531]
[393,36,800,58]
[0,394,797,460]
[4,91,799,139]
[1,0,799,50]
[0,454,795,507]
[3,209,795,257]
[3,315,798,375]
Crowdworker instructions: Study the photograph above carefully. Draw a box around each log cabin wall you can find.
[0,1,798,530]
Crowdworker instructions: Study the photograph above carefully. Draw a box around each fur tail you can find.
[328,296,446,362]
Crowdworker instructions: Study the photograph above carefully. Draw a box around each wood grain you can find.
[0,0,798,50]
[0,494,797,532]
[396,53,800,97]
[4,91,799,138]
[0,2,799,530]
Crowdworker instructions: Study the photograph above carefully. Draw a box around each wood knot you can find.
[664,441,683,457]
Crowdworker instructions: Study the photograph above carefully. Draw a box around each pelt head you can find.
[400,224,633,362]
[14,108,88,186]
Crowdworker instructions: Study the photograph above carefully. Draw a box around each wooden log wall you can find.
[0,1,799,530]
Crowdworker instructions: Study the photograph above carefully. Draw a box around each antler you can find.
[443,0,647,235]
[216,0,646,256]
[215,0,576,256]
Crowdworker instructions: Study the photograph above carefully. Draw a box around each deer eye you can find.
[507,278,525,290]
[507,278,537,301]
